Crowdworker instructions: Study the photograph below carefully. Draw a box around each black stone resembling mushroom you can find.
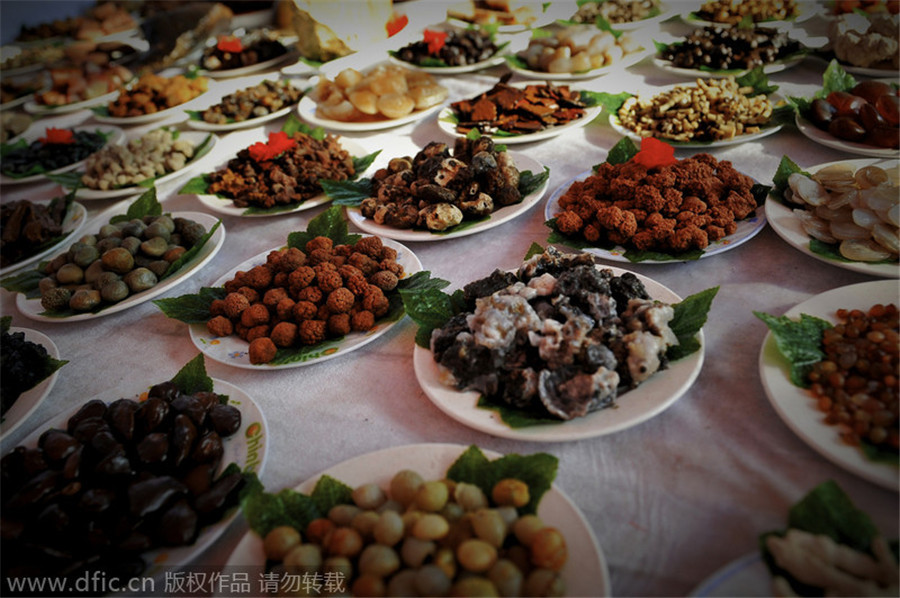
[158,499,198,546]
[128,475,188,518]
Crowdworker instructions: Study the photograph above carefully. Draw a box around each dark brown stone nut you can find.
[100,279,130,303]
[70,243,99,268]
[148,260,170,278]
[41,287,71,311]
[144,221,171,242]
[140,236,169,257]
[55,263,84,285]
[101,247,135,273]
[69,289,101,311]
[124,267,158,292]
[120,236,142,255]
[176,219,207,246]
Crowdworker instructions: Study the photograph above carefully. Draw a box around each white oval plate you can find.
[795,112,899,159]
[225,443,611,597]
[280,58,318,77]
[388,51,507,75]
[16,210,225,323]
[0,200,87,277]
[297,94,443,132]
[73,131,218,200]
[24,86,121,115]
[0,83,49,110]
[609,91,784,147]
[438,97,603,145]
[346,152,548,241]
[6,376,268,575]
[414,266,704,441]
[506,45,653,81]
[0,124,125,186]
[192,137,370,217]
[765,158,899,278]
[0,327,62,438]
[579,2,678,30]
[759,279,900,491]
[682,8,814,28]
[651,53,805,79]
[184,78,306,132]
[200,50,297,79]
[189,238,421,369]
[689,553,771,597]
[90,87,211,126]
[545,169,767,263]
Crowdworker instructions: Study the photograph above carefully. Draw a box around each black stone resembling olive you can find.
[137,433,169,465]
[90,430,120,456]
[148,381,179,402]
[810,98,837,126]
[71,416,111,444]
[180,463,215,497]
[128,476,187,518]
[94,446,133,478]
[67,400,107,434]
[136,397,170,435]
[170,414,198,469]
[208,404,242,437]
[829,116,867,142]
[35,503,70,535]
[5,470,61,510]
[118,531,153,553]
[194,471,243,517]
[170,394,207,428]
[191,431,223,465]
[106,398,139,442]
[194,391,220,413]
[62,446,82,480]
[158,499,198,546]
[38,430,80,463]
[78,488,117,514]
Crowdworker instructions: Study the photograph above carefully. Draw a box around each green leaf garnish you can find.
[398,271,464,348]
[319,179,372,206]
[170,353,214,394]
[524,242,546,260]
[754,311,832,387]
[178,174,214,196]
[352,150,381,176]
[109,185,163,224]
[154,287,227,323]
[446,446,558,515]
[667,287,718,361]
[310,475,354,516]
[161,220,221,279]
[588,91,632,114]
[736,67,778,96]
[518,166,549,196]
[287,205,360,250]
[605,136,639,166]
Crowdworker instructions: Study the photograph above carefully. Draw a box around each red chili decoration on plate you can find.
[217,35,243,53]
[632,137,677,169]
[248,131,297,163]
[39,128,74,145]
[423,29,448,55]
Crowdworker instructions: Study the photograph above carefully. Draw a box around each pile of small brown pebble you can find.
[206,235,404,364]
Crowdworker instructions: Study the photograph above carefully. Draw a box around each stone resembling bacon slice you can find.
[450,74,587,136]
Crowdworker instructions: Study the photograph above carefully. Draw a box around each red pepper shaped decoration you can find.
[248,131,297,163]
[423,29,448,55]
[386,13,408,37]
[217,35,243,53]
[39,128,75,145]
[632,137,677,169]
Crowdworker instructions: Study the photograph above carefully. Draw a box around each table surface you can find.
[1,2,898,596]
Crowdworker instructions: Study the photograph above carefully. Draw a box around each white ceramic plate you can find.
[0,328,62,438]
[414,266,704,441]
[24,87,121,115]
[795,112,899,159]
[280,58,318,77]
[438,95,603,145]
[297,94,443,132]
[506,45,653,81]
[446,7,558,33]
[191,136,370,217]
[651,54,805,79]
[689,553,771,597]
[544,169,767,263]
[765,158,899,278]
[189,238,421,369]
[578,2,678,30]
[184,78,306,132]
[682,8,814,28]
[224,443,611,597]
[0,200,87,277]
[90,87,211,126]
[6,376,268,575]
[200,50,297,79]
[758,279,900,491]
[0,83,49,110]
[16,210,225,323]
[346,152,548,241]
[609,90,785,147]
[72,131,218,200]
[388,51,507,75]
[0,124,125,186]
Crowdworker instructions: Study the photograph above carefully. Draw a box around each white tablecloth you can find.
[1,2,898,596]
